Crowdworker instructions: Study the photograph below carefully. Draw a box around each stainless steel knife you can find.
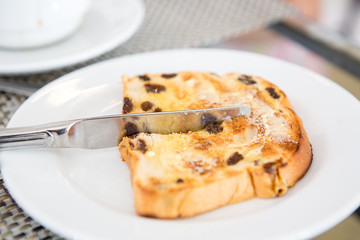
[0,104,251,150]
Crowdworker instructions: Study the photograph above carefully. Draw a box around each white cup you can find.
[0,0,90,49]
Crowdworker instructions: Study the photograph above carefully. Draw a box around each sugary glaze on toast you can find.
[119,72,312,218]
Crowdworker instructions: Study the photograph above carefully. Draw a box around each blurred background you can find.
[291,0,360,42]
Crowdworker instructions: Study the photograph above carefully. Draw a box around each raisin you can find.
[176,178,184,183]
[263,162,277,174]
[125,122,139,136]
[266,87,280,99]
[279,162,288,168]
[137,139,147,153]
[154,107,162,112]
[128,133,139,139]
[201,113,217,126]
[122,97,133,114]
[139,75,150,81]
[144,83,166,93]
[161,73,177,79]
[204,122,223,134]
[226,152,244,165]
[141,101,153,111]
[238,75,256,85]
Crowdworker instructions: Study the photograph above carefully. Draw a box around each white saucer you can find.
[0,0,144,75]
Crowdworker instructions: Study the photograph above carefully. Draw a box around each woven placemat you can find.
[0,0,298,239]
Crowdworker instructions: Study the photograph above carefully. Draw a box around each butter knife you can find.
[0,104,251,150]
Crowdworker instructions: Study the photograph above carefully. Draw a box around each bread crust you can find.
[120,124,311,217]
[120,139,256,218]
[133,171,255,218]
[278,113,312,187]
[118,72,312,218]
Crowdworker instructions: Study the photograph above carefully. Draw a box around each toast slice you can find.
[119,72,312,218]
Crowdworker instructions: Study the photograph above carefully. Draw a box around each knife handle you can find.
[0,120,74,150]
[0,128,53,149]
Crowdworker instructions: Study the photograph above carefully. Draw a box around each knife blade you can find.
[0,104,251,150]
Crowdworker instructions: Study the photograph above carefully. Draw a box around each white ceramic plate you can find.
[1,49,360,240]
[0,0,144,74]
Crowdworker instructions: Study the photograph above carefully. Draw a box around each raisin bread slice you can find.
[119,72,312,218]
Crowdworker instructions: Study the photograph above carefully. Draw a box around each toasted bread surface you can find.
[119,72,312,218]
